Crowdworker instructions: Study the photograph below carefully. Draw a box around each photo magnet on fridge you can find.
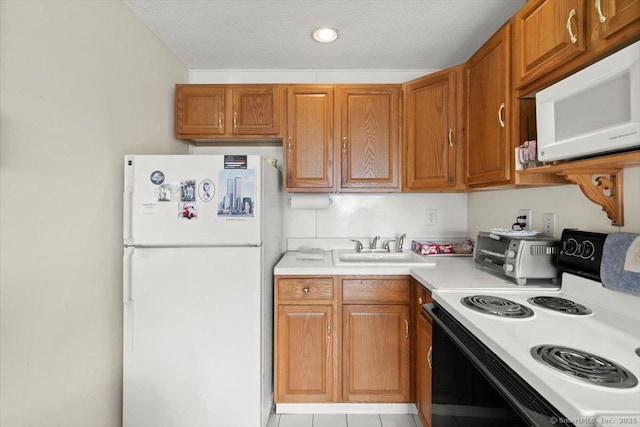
[180,180,195,202]
[179,202,198,220]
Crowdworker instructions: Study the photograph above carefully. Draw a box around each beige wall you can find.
[0,1,188,426]
[468,166,640,237]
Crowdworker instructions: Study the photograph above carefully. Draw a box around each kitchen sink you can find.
[332,249,436,266]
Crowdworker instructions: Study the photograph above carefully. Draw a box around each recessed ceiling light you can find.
[312,27,338,43]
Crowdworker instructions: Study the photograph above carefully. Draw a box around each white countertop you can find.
[273,251,559,292]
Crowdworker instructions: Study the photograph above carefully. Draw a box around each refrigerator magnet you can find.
[180,180,196,202]
[158,184,172,202]
[179,202,198,220]
[150,170,165,185]
[198,179,215,202]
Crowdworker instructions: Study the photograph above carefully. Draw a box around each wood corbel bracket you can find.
[559,168,624,226]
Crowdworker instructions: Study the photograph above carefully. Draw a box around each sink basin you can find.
[333,249,436,266]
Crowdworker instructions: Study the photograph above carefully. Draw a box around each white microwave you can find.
[536,40,640,162]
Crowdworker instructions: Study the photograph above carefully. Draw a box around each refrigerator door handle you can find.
[123,185,134,246]
[123,247,134,303]
[123,247,134,352]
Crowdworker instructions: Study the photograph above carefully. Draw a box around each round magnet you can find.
[198,179,215,202]
[150,170,165,185]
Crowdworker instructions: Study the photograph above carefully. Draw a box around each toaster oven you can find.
[473,231,559,285]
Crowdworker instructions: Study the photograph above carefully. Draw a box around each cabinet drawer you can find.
[342,278,410,303]
[277,278,334,301]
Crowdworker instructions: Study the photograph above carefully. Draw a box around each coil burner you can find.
[461,295,534,318]
[531,345,638,388]
[527,296,593,315]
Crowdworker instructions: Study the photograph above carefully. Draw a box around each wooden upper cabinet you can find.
[175,84,284,139]
[284,86,335,192]
[403,66,462,191]
[175,85,226,137]
[589,0,640,47]
[231,86,282,135]
[514,0,586,88]
[337,85,401,192]
[465,23,512,187]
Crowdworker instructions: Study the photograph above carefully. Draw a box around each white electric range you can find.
[425,230,640,427]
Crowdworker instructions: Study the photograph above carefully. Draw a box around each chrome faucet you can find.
[351,239,364,252]
[382,239,396,252]
[370,236,380,250]
[396,233,406,252]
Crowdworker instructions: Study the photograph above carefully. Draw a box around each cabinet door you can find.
[404,68,458,190]
[590,0,640,43]
[231,86,282,136]
[275,305,334,402]
[416,312,433,427]
[338,86,400,191]
[175,85,225,137]
[514,0,586,88]
[342,304,410,402]
[465,24,512,187]
[284,86,335,191]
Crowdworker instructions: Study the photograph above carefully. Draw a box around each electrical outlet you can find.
[542,213,556,237]
[518,209,532,231]
[425,209,438,226]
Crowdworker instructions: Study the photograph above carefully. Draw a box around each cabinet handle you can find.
[566,9,578,44]
[302,287,309,294]
[288,136,292,151]
[428,346,433,369]
[327,319,331,339]
[342,137,347,153]
[498,102,505,128]
[418,297,423,305]
[448,128,453,147]
[405,319,409,338]
[233,112,238,128]
[218,112,223,128]
[595,0,606,23]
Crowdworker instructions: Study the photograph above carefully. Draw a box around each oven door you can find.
[424,303,573,427]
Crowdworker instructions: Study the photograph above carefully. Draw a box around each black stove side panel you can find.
[557,229,608,281]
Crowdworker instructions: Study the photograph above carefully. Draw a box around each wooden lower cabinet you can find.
[275,305,335,402]
[413,280,433,427]
[274,275,412,404]
[342,304,410,402]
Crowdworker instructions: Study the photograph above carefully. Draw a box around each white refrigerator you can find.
[122,154,282,427]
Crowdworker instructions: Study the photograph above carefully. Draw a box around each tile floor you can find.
[267,413,421,427]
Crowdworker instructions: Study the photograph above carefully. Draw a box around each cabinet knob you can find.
[566,9,578,44]
[302,287,310,293]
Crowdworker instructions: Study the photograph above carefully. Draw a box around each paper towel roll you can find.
[289,194,332,210]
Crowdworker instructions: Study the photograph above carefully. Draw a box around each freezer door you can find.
[124,155,263,246]
[123,247,262,427]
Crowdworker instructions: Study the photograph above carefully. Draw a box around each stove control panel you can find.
[557,229,608,281]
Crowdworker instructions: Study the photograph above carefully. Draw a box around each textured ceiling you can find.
[125,0,525,70]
